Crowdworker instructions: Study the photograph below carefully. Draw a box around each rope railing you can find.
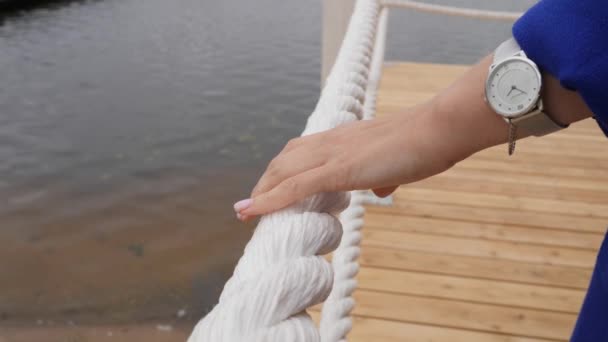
[188,1,521,341]
[382,0,522,21]
[188,0,381,341]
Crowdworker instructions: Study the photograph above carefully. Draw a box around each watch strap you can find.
[493,38,524,63]
[511,104,569,137]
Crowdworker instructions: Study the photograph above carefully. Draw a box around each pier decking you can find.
[311,61,608,341]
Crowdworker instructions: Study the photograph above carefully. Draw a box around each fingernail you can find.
[236,212,243,221]
[234,198,252,213]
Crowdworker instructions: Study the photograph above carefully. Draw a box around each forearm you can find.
[424,54,593,162]
[235,53,596,219]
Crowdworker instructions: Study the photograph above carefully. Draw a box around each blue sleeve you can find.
[512,0,608,136]
[570,231,608,342]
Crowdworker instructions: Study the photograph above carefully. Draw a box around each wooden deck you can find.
[314,62,608,341]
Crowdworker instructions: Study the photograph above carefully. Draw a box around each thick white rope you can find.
[188,0,380,341]
[319,7,388,342]
[382,0,522,21]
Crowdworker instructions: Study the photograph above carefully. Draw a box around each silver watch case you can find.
[484,53,543,121]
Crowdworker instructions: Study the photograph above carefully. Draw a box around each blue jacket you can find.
[514,0,608,136]
[514,1,608,340]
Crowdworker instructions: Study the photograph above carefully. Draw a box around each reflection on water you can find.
[0,0,534,326]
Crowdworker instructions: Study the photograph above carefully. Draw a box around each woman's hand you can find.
[233,53,593,221]
[234,102,475,220]
[234,55,508,220]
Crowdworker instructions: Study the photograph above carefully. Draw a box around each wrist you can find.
[397,98,490,171]
[427,97,492,164]
[429,60,510,161]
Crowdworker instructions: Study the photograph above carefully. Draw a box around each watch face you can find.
[486,57,541,118]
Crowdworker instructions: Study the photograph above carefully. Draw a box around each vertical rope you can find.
[362,7,388,122]
[319,7,388,342]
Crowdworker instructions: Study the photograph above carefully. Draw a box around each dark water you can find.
[0,0,535,325]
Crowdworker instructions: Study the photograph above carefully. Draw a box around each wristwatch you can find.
[485,38,568,155]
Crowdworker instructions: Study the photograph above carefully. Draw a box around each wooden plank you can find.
[351,289,576,340]
[357,267,585,313]
[393,188,608,218]
[364,213,603,249]
[413,171,608,204]
[472,147,608,169]
[457,158,608,181]
[379,62,467,93]
[367,202,608,233]
[359,246,592,289]
[515,134,608,151]
[476,143,607,160]
[309,311,554,342]
[443,164,608,193]
[470,152,608,170]
[362,230,597,268]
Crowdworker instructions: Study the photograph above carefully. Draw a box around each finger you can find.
[236,212,254,222]
[372,185,398,198]
[251,131,332,197]
[250,147,325,198]
[242,166,327,217]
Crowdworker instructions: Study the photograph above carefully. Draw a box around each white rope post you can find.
[362,7,388,122]
[321,0,356,85]
[188,0,381,341]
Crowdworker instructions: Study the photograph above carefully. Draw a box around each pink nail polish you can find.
[234,198,252,212]
[236,213,243,221]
